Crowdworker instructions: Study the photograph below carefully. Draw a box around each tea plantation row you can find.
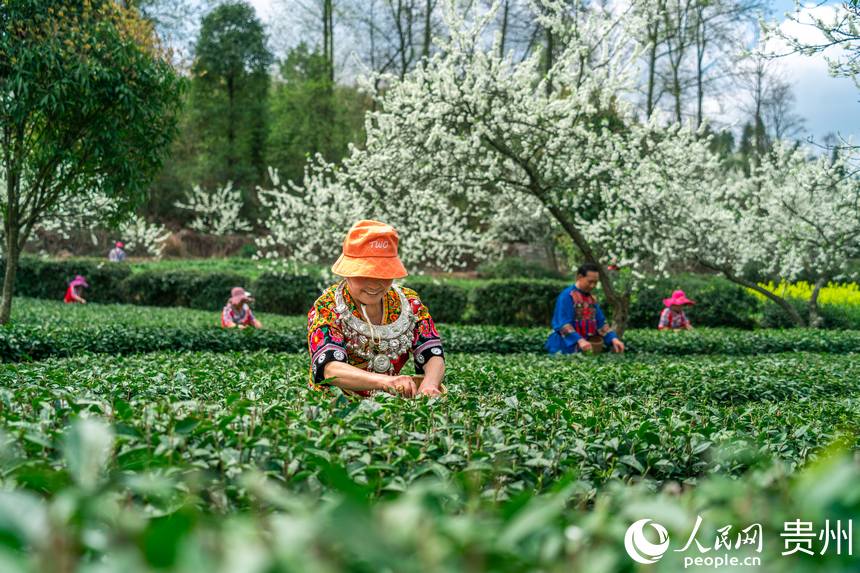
[2,351,857,501]
[0,418,855,572]
[3,299,860,362]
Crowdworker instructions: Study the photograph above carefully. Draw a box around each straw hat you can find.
[331,220,408,279]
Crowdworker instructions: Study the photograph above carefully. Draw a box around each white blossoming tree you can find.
[257,0,722,333]
[117,214,171,258]
[637,142,860,327]
[175,181,252,236]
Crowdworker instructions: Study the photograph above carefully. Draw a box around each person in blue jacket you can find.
[546,262,625,354]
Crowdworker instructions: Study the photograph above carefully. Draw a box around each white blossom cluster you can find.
[6,189,171,258]
[646,142,860,285]
[116,214,171,257]
[255,0,718,285]
[175,181,252,236]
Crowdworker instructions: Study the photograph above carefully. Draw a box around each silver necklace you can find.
[334,281,416,374]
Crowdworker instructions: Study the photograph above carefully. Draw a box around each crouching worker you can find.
[64,275,89,304]
[658,290,694,331]
[306,220,446,398]
[222,287,263,329]
[546,262,625,354]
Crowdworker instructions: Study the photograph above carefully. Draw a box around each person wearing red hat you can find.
[306,220,446,398]
[658,290,695,331]
[108,241,127,262]
[64,275,89,304]
[222,287,263,329]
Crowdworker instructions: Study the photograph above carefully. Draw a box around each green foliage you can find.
[629,275,760,329]
[403,278,468,324]
[476,257,565,280]
[761,298,860,330]
[121,269,248,310]
[4,257,132,304]
[467,279,568,327]
[0,0,182,219]
[266,43,369,185]
[0,436,856,571]
[252,273,320,315]
[188,1,272,195]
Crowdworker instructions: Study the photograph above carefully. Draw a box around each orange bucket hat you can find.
[331,220,408,279]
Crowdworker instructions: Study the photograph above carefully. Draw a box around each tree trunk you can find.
[695,16,706,128]
[0,225,21,325]
[540,200,630,334]
[499,0,509,59]
[227,74,236,178]
[646,33,658,117]
[713,265,806,327]
[328,0,335,83]
[544,26,553,96]
[422,0,432,61]
[614,295,630,338]
[808,277,826,329]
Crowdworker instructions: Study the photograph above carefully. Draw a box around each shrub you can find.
[252,273,321,316]
[402,278,468,324]
[761,298,860,330]
[466,279,569,327]
[5,257,132,303]
[476,257,564,280]
[121,270,248,309]
[629,275,759,329]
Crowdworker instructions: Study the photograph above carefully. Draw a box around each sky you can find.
[243,0,858,145]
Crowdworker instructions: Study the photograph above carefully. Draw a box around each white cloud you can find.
[765,2,859,144]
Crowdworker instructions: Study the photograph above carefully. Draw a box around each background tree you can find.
[635,142,860,327]
[766,0,859,149]
[189,1,272,205]
[257,0,724,334]
[0,0,181,322]
[267,43,368,186]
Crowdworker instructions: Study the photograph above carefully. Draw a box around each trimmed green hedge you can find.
[6,257,858,329]
[253,273,321,316]
[628,275,760,329]
[2,320,858,363]
[403,278,468,324]
[466,279,567,327]
[5,257,132,304]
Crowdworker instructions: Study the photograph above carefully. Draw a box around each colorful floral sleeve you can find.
[403,288,445,373]
[307,292,348,387]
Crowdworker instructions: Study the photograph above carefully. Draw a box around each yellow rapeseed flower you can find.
[749,281,860,306]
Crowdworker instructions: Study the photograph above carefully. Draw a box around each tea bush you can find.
[1,351,856,501]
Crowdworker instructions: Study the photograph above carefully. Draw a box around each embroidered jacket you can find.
[306,283,444,394]
[545,285,618,354]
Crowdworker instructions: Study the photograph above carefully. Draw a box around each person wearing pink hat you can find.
[64,275,89,304]
[221,287,263,329]
[108,241,127,262]
[658,290,695,331]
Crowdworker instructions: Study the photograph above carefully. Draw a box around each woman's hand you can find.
[377,375,417,397]
[418,384,443,397]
